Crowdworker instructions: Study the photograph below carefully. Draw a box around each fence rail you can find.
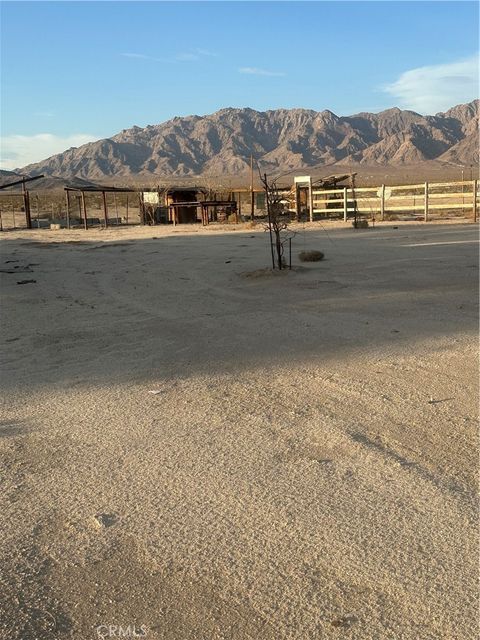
[0,179,478,230]
[310,180,478,222]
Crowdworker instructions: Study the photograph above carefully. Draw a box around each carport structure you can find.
[64,185,138,229]
[0,174,45,229]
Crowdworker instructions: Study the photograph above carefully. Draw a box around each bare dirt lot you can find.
[0,221,478,639]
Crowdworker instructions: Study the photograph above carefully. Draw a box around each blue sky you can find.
[1,1,478,168]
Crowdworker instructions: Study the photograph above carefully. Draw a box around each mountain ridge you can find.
[18,101,479,180]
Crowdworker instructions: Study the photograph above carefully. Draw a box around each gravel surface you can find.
[0,221,478,639]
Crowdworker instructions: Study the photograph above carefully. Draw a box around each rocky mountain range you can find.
[18,100,479,181]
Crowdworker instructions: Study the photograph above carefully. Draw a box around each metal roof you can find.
[64,185,137,193]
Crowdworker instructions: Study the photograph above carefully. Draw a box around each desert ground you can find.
[0,220,478,639]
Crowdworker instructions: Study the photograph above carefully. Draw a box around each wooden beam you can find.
[428,180,475,188]
[65,191,70,229]
[22,180,32,229]
[428,192,475,199]
[389,183,425,192]
[81,191,88,230]
[102,191,108,228]
[139,192,145,225]
[384,205,424,212]
[113,192,119,225]
[473,180,477,222]
[424,182,429,222]
[0,174,44,190]
[426,202,478,211]
[309,178,313,223]
[250,154,254,220]
[295,185,300,221]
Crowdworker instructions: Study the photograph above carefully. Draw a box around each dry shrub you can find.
[352,220,369,228]
[299,250,324,262]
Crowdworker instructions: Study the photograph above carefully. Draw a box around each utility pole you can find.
[250,154,255,221]
[308,176,313,223]
[22,178,32,229]
[350,174,358,226]
[263,173,275,269]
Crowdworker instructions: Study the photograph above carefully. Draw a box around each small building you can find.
[293,174,356,219]
[141,186,237,225]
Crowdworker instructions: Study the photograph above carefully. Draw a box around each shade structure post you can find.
[250,154,254,220]
[113,192,119,225]
[102,191,108,228]
[424,182,429,222]
[65,191,70,229]
[81,191,88,230]
[309,178,313,223]
[22,179,32,229]
[473,180,477,222]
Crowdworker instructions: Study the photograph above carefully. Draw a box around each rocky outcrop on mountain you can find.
[18,101,479,180]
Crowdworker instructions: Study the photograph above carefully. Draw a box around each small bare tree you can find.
[259,171,295,270]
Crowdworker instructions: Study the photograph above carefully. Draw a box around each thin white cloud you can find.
[122,49,216,64]
[0,133,98,169]
[176,49,218,62]
[196,48,217,57]
[383,54,479,114]
[121,52,150,59]
[176,52,200,62]
[121,52,168,63]
[239,67,285,77]
[34,111,55,118]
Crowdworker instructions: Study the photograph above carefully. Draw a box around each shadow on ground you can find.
[1,223,478,393]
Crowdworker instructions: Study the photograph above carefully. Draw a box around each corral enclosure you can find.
[0,178,477,230]
[310,180,479,221]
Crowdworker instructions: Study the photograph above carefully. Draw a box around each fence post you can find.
[295,185,300,222]
[102,191,108,228]
[343,187,348,222]
[380,184,385,221]
[65,192,70,229]
[309,178,314,223]
[424,182,429,222]
[81,191,88,230]
[114,192,119,225]
[473,180,477,223]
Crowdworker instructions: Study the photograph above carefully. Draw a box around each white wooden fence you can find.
[310,180,479,222]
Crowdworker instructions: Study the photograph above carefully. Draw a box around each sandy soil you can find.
[0,221,478,640]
